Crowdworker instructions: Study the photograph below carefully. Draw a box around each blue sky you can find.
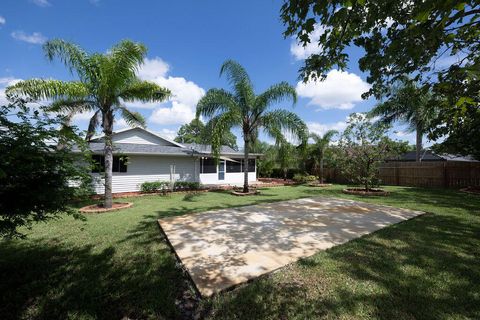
[0,0,417,145]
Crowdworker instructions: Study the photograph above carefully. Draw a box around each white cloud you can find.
[307,120,348,137]
[32,0,51,7]
[114,118,128,130]
[156,128,177,141]
[0,16,6,25]
[149,101,196,125]
[290,23,326,60]
[128,57,205,125]
[0,77,22,106]
[137,57,169,80]
[11,31,47,44]
[72,110,95,122]
[296,70,370,110]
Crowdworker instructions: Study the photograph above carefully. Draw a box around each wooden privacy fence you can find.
[324,161,480,188]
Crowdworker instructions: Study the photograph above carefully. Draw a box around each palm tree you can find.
[309,130,338,184]
[369,81,435,162]
[7,39,170,208]
[196,60,307,193]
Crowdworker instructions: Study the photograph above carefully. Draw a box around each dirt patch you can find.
[342,188,389,196]
[79,202,133,213]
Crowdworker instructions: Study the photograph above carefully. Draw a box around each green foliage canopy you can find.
[0,100,93,238]
[174,118,238,150]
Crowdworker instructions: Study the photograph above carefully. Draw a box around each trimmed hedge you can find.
[140,181,202,193]
[173,181,201,191]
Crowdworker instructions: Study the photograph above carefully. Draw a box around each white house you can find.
[73,127,260,194]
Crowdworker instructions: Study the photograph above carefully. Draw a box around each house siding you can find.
[92,154,197,194]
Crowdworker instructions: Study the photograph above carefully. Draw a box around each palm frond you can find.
[86,110,101,141]
[6,79,89,102]
[196,88,238,118]
[108,40,147,89]
[43,39,89,79]
[48,98,95,114]
[120,79,171,103]
[255,82,297,114]
[204,111,240,159]
[219,60,255,110]
[261,109,308,145]
[220,59,252,89]
[118,106,146,128]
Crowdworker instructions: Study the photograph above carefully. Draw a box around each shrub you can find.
[140,181,169,193]
[174,181,201,191]
[292,174,317,184]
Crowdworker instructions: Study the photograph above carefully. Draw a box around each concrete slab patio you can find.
[158,197,423,297]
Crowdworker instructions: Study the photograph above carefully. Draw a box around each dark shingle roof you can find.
[181,143,239,155]
[73,142,252,157]
[388,150,479,162]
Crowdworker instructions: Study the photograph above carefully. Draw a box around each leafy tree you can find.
[277,142,296,180]
[369,80,437,161]
[174,118,204,143]
[196,60,307,193]
[281,0,479,157]
[251,141,277,177]
[281,0,479,99]
[6,39,170,208]
[174,118,238,150]
[338,113,399,191]
[0,100,92,238]
[309,130,338,183]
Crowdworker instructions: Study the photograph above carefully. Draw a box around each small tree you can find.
[0,100,93,238]
[338,113,398,191]
[309,130,338,183]
[277,142,296,181]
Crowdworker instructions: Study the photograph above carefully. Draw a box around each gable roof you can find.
[89,127,185,148]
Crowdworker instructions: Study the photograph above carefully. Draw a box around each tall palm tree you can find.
[369,81,435,162]
[196,60,307,193]
[309,130,337,184]
[7,39,170,208]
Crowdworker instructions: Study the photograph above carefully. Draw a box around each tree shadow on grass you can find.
[207,210,480,319]
[0,238,185,320]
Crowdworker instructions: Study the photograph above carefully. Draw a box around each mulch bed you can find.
[79,202,133,213]
[342,188,390,196]
[231,187,260,196]
[459,186,480,195]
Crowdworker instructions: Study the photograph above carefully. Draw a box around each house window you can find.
[226,159,242,172]
[92,155,128,173]
[200,158,216,173]
[241,159,256,172]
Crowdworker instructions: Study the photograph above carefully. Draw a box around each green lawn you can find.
[1,185,479,319]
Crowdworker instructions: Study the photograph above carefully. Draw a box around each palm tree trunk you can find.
[103,111,114,208]
[416,122,423,162]
[243,139,249,193]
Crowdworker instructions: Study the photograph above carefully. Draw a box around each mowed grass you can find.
[0,185,479,319]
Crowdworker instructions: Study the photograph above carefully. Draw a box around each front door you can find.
[218,160,225,180]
